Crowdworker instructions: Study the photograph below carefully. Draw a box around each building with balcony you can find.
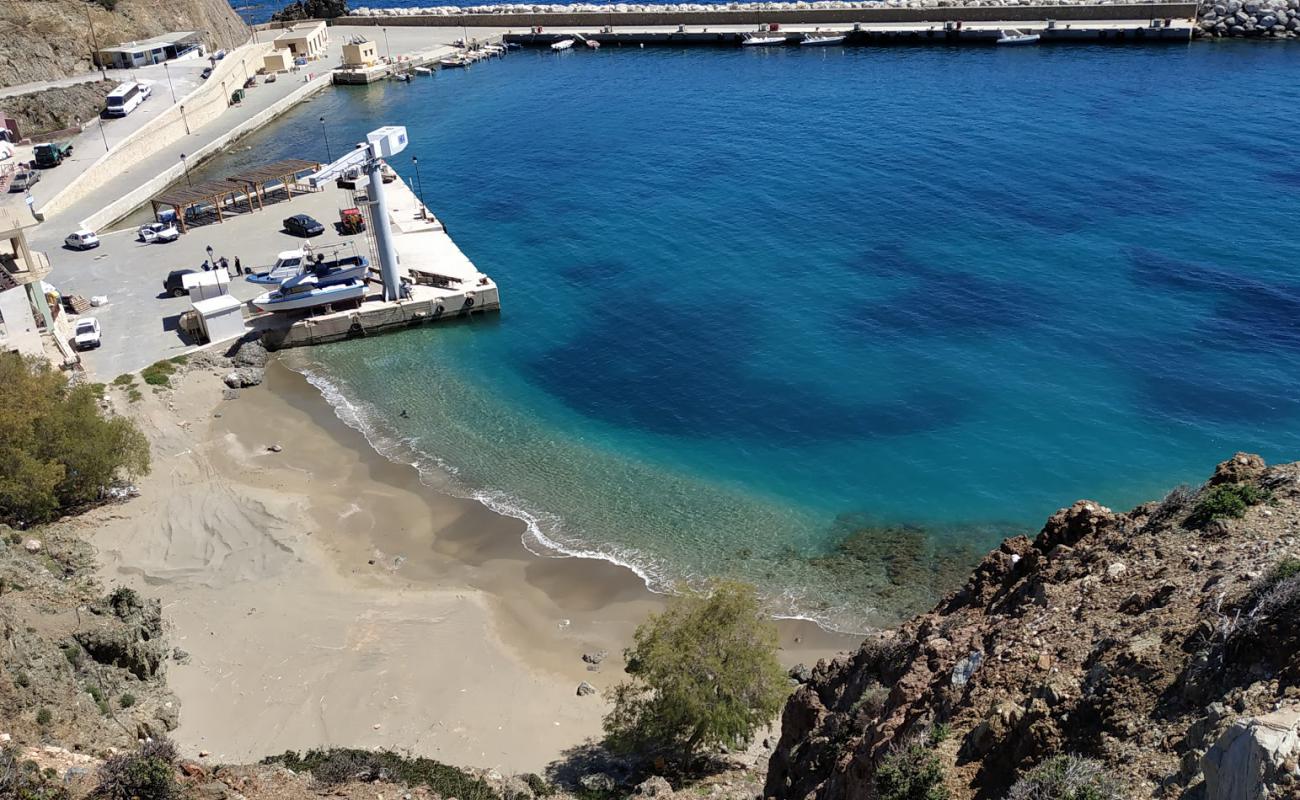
[0,208,61,362]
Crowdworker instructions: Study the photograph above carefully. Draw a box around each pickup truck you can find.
[33,142,73,168]
[73,318,102,350]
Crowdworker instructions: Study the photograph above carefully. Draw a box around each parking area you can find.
[55,184,373,378]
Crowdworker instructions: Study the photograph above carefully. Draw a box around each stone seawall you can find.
[317,2,1197,27]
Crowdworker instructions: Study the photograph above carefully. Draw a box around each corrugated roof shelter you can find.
[96,32,203,70]
[149,159,320,231]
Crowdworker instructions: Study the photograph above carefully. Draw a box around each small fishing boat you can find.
[551,38,575,51]
[742,33,787,46]
[414,66,433,75]
[801,33,846,45]
[504,41,522,50]
[585,39,601,49]
[246,249,307,285]
[996,29,1041,45]
[252,275,367,313]
[439,55,470,68]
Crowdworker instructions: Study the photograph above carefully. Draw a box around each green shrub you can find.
[108,586,140,617]
[15,671,30,688]
[602,580,789,762]
[0,355,150,526]
[0,746,70,800]
[61,644,83,669]
[168,355,188,366]
[112,374,134,387]
[6,532,20,545]
[1006,754,1124,800]
[35,708,51,726]
[87,685,103,703]
[875,741,948,800]
[269,749,497,800]
[139,361,177,387]
[127,389,142,404]
[119,693,136,708]
[1191,483,1271,523]
[522,773,553,797]
[93,739,179,800]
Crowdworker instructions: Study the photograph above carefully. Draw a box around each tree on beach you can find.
[0,354,149,526]
[603,580,789,764]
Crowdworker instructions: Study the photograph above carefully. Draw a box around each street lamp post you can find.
[164,62,177,103]
[411,156,426,220]
[97,119,110,153]
[180,153,192,187]
[319,116,332,162]
[383,28,392,61]
[180,104,191,135]
[84,3,108,80]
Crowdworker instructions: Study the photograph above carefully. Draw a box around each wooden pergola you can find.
[225,159,322,212]
[149,159,322,232]
[150,181,257,233]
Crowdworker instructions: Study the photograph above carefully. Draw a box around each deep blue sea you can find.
[196,42,1300,630]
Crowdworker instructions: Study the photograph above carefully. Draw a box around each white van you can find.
[104,82,149,118]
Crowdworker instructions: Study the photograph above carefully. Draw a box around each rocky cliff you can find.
[766,454,1300,800]
[0,0,249,89]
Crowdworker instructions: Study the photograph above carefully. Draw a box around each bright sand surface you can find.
[86,359,854,774]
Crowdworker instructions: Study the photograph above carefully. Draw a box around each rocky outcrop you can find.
[271,0,349,22]
[766,455,1300,800]
[1195,0,1300,38]
[1202,707,1300,800]
[0,0,248,89]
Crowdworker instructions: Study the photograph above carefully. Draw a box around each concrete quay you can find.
[505,17,1195,43]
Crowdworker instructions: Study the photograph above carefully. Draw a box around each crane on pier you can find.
[305,126,409,302]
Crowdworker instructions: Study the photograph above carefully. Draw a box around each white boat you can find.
[997,29,1041,45]
[439,55,470,68]
[742,34,787,46]
[585,39,601,49]
[414,66,433,75]
[246,249,307,285]
[252,276,367,312]
[801,34,846,45]
[551,38,575,51]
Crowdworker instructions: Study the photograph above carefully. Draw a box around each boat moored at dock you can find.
[801,33,846,45]
[997,28,1042,44]
[551,38,576,50]
[742,33,787,45]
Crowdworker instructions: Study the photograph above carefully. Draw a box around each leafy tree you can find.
[0,355,149,525]
[603,580,788,762]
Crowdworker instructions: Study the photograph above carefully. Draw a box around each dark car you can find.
[163,269,196,298]
[283,214,325,237]
[200,66,213,80]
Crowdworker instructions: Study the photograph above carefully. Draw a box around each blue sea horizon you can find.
[192,42,1300,631]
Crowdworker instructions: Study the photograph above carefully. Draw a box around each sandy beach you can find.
[83,356,854,775]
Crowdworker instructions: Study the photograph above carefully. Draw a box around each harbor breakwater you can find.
[334,0,1298,39]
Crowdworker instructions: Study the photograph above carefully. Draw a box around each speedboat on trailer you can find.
[246,249,306,285]
[252,275,367,312]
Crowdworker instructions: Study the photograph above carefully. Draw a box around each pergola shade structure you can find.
[149,159,322,232]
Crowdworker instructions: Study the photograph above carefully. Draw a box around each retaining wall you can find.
[39,43,273,220]
[295,3,1196,28]
[80,70,333,231]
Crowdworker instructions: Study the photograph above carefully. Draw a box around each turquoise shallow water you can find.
[199,43,1300,630]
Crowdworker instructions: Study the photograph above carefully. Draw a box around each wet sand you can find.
[88,358,855,775]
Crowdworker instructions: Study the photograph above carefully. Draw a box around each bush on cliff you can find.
[874,739,949,800]
[93,739,180,800]
[0,746,70,800]
[269,749,497,800]
[603,580,788,763]
[1005,754,1124,800]
[1190,483,1270,523]
[0,354,150,526]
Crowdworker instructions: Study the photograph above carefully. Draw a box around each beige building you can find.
[263,50,293,73]
[341,39,379,68]
[274,22,329,62]
[0,209,63,362]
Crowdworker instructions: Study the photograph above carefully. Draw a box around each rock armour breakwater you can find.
[1196,0,1300,37]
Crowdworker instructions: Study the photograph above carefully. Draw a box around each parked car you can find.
[163,269,196,298]
[8,168,39,193]
[65,230,100,250]
[138,222,180,243]
[200,66,213,80]
[73,318,101,350]
[283,214,325,237]
[264,73,277,84]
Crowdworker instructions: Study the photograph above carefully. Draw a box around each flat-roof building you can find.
[341,39,379,68]
[95,31,204,70]
[274,22,329,62]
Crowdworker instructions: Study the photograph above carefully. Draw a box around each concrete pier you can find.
[504,17,1195,46]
